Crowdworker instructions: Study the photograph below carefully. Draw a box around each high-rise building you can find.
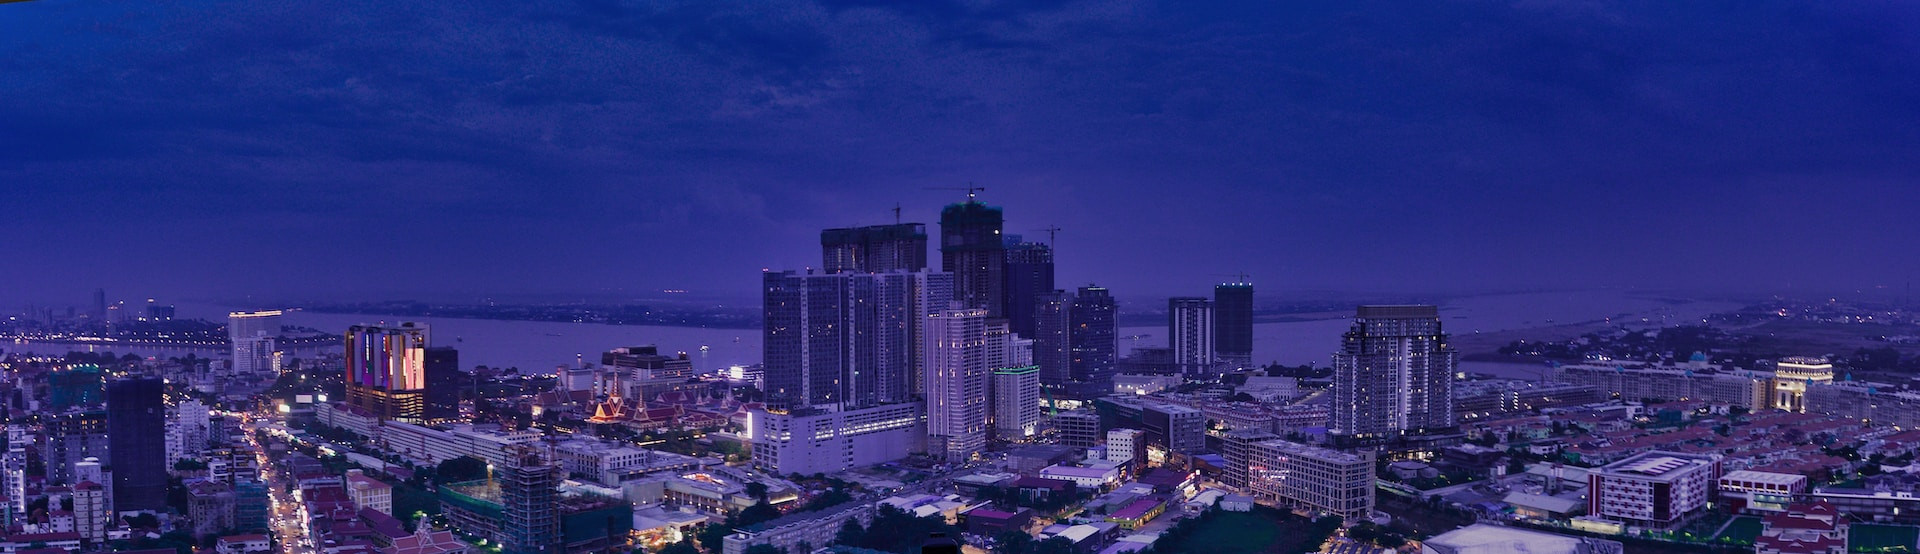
[1168,297,1214,376]
[1069,285,1118,388]
[498,445,561,554]
[821,223,928,274]
[1033,290,1073,388]
[108,377,167,512]
[73,480,110,542]
[1055,411,1102,449]
[3,425,28,523]
[91,288,106,320]
[229,311,283,375]
[1330,305,1458,445]
[425,347,463,422]
[1214,282,1254,367]
[42,411,108,485]
[924,307,990,461]
[940,200,1006,317]
[992,366,1041,442]
[48,365,105,410]
[763,270,951,409]
[166,399,211,464]
[1002,238,1055,338]
[345,323,430,423]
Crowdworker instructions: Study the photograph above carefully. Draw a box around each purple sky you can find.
[4,1,1919,306]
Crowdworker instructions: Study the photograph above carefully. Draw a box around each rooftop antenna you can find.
[1213,272,1252,284]
[892,203,902,224]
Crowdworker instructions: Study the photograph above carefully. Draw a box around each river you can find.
[8,290,1738,376]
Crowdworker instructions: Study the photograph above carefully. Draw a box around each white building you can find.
[1039,463,1123,490]
[1168,297,1213,375]
[924,308,990,461]
[72,480,109,542]
[749,402,924,476]
[992,366,1041,441]
[4,425,30,519]
[722,501,873,554]
[1107,429,1145,465]
[378,421,542,467]
[345,469,393,516]
[1423,523,1623,554]
[1588,451,1721,529]
[553,438,699,485]
[1245,439,1375,520]
[167,399,212,464]
[228,311,283,375]
[1717,470,1806,514]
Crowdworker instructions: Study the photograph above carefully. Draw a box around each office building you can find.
[1213,282,1254,367]
[821,223,927,273]
[1220,429,1279,489]
[108,377,168,512]
[763,270,952,408]
[1774,357,1835,413]
[425,347,464,422]
[1106,429,1146,465]
[1168,297,1214,376]
[229,311,283,375]
[1588,451,1721,529]
[1145,404,1206,454]
[345,322,430,423]
[940,199,1006,317]
[1246,439,1375,520]
[993,366,1042,442]
[1330,305,1457,445]
[42,411,108,485]
[748,402,925,476]
[1003,238,1055,338]
[1068,286,1118,391]
[1055,411,1102,449]
[498,445,562,554]
[925,307,990,461]
[1033,290,1074,388]
[601,346,694,380]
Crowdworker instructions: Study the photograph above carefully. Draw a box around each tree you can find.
[745,482,769,502]
[658,539,700,554]
[738,501,781,527]
[835,519,865,547]
[436,456,489,484]
[993,531,1034,554]
[696,522,734,553]
[1035,537,1075,554]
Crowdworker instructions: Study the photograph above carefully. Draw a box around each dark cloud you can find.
[2,0,1918,306]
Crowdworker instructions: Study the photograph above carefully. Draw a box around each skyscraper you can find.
[992,366,1041,442]
[1168,297,1214,376]
[1214,282,1254,367]
[1069,285,1118,387]
[939,200,1006,317]
[107,377,167,512]
[1330,305,1458,445]
[424,347,463,422]
[821,223,928,273]
[924,307,989,461]
[1033,290,1073,388]
[1002,238,1055,338]
[763,270,952,408]
[345,323,430,422]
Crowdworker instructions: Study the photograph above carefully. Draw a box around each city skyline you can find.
[6,2,1920,306]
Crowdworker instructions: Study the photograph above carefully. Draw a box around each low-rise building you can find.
[1422,524,1623,554]
[1755,502,1847,554]
[721,501,872,554]
[1244,439,1373,520]
[1718,470,1807,514]
[345,470,393,516]
[1587,451,1720,529]
[749,403,924,476]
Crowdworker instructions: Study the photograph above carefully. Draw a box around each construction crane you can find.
[924,184,985,202]
[1031,226,1062,246]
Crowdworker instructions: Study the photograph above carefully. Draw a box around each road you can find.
[244,416,314,554]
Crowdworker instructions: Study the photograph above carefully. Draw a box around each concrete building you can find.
[1553,364,1771,409]
[1033,290,1074,389]
[722,501,872,554]
[1003,238,1055,339]
[72,480,109,542]
[1168,297,1213,376]
[553,439,699,486]
[424,346,464,422]
[167,399,213,464]
[1105,429,1146,465]
[1718,470,1807,514]
[1068,286,1119,394]
[1330,305,1457,445]
[42,410,108,486]
[1213,282,1254,368]
[821,223,927,274]
[1775,357,1835,413]
[762,269,953,409]
[1588,451,1721,529]
[228,310,283,375]
[925,307,991,461]
[498,446,561,554]
[992,366,1042,442]
[748,402,924,476]
[1219,429,1279,489]
[346,470,393,516]
[1055,411,1102,449]
[1245,439,1375,520]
